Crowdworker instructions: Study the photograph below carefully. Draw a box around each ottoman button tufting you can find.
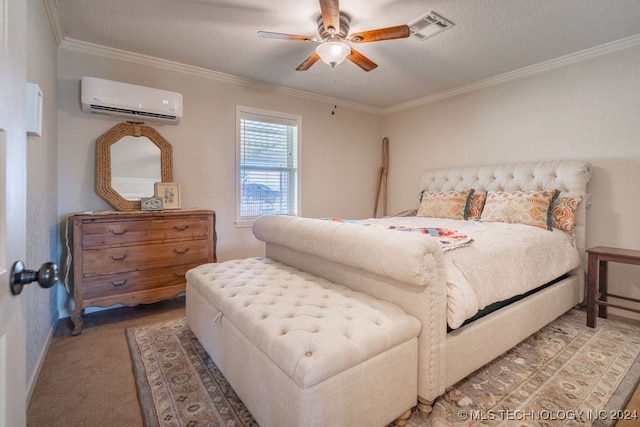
[186,257,420,427]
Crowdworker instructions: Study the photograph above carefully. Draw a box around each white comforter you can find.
[355,217,581,329]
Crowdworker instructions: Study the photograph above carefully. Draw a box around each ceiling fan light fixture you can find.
[316,41,351,66]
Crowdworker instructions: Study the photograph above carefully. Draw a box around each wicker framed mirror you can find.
[95,122,173,211]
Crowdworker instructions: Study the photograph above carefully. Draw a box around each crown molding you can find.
[381,34,640,114]
[58,38,382,115]
[57,32,640,116]
[43,0,64,45]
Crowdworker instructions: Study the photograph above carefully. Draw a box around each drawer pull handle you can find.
[173,248,190,255]
[173,273,185,279]
[109,254,128,261]
[173,225,189,232]
[110,280,127,287]
[108,229,128,236]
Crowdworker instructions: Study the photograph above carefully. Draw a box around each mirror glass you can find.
[111,136,161,200]
[95,123,173,211]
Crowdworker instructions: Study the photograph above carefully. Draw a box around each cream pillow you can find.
[417,189,474,220]
[480,190,559,230]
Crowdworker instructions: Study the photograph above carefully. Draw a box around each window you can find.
[236,106,300,225]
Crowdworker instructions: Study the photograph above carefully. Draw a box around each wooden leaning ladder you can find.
[374,137,389,218]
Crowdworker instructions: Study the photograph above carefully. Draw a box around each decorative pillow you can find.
[480,190,559,230]
[552,195,584,236]
[417,189,474,220]
[466,192,486,220]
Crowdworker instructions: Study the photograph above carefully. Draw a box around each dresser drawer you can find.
[82,216,211,248]
[82,240,210,276]
[82,262,202,300]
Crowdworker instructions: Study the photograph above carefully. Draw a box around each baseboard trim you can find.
[26,311,59,405]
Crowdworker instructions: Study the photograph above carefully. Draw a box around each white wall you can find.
[56,36,640,321]
[57,49,383,315]
[25,0,59,393]
[382,45,640,319]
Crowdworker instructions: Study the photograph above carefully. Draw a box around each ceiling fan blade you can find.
[349,25,410,43]
[319,0,340,34]
[257,31,316,42]
[347,47,377,72]
[296,52,321,71]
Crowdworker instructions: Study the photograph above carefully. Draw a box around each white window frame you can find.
[235,105,301,227]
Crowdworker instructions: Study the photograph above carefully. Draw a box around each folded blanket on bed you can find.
[327,217,473,251]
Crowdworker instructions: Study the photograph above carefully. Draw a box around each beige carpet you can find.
[27,298,187,427]
[127,309,640,427]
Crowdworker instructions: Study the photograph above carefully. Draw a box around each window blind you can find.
[238,110,299,220]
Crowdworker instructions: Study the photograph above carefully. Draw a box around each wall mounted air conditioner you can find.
[81,76,183,124]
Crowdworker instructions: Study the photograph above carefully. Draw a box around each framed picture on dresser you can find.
[155,182,181,209]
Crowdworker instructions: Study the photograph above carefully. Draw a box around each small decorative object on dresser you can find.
[68,209,215,335]
[140,196,163,211]
[155,182,181,209]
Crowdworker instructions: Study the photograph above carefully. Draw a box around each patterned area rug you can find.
[421,309,640,427]
[126,318,257,427]
[126,310,640,427]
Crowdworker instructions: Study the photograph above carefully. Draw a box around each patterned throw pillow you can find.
[552,195,585,236]
[417,189,474,220]
[480,190,559,230]
[466,192,486,220]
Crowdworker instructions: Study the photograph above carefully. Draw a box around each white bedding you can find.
[351,217,581,329]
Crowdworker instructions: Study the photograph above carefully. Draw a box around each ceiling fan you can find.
[257,0,410,72]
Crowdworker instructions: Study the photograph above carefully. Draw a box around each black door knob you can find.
[9,260,59,295]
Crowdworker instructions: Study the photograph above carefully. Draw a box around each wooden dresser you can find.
[69,209,216,334]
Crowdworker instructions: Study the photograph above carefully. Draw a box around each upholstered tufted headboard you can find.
[419,160,592,260]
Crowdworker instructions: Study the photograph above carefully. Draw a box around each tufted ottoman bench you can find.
[186,257,421,427]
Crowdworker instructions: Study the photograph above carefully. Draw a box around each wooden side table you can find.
[586,246,640,327]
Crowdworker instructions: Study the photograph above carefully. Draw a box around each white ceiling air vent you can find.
[408,12,454,41]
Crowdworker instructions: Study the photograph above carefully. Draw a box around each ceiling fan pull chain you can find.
[331,66,338,116]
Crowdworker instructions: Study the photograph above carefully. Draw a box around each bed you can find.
[250,160,592,413]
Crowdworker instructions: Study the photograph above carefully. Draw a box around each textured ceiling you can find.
[49,0,640,110]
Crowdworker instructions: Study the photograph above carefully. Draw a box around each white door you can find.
[0,0,28,425]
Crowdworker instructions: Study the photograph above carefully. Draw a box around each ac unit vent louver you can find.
[89,104,178,122]
[409,12,454,41]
